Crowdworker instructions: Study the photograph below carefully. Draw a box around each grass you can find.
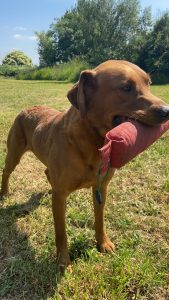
[0,78,169,300]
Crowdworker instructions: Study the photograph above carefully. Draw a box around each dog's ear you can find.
[67,70,96,117]
[67,82,79,110]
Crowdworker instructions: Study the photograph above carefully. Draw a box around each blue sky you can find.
[0,0,169,65]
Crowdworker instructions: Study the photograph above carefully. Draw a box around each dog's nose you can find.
[158,106,169,120]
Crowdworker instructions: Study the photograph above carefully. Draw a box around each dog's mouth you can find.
[113,106,169,128]
[113,115,136,127]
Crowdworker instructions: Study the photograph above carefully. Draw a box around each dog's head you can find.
[67,60,169,134]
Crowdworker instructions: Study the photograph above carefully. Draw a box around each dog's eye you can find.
[122,84,132,92]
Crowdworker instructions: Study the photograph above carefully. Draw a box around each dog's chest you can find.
[74,163,114,190]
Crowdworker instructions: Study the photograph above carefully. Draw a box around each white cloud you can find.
[14,26,27,31]
[13,34,37,41]
[13,34,22,40]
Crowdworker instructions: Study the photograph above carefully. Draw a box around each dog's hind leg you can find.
[0,118,26,198]
[45,168,51,184]
[44,168,52,194]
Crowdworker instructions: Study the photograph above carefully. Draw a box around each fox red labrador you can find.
[1,60,169,270]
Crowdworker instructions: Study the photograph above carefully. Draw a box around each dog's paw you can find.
[0,191,8,201]
[98,239,115,253]
[56,252,72,274]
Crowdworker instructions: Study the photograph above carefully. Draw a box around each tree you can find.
[36,0,152,66]
[126,6,152,63]
[2,50,32,66]
[139,12,169,72]
[36,31,58,66]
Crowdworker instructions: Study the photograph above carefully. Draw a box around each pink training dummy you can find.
[99,120,169,176]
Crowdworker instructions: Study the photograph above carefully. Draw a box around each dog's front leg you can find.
[52,190,71,271]
[92,186,115,253]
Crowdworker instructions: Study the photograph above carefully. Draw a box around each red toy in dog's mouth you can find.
[99,119,169,176]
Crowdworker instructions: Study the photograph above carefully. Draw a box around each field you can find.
[0,78,169,300]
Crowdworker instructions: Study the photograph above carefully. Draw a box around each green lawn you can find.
[0,78,169,300]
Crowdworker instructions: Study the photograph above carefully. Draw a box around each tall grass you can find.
[2,60,169,85]
[16,59,90,82]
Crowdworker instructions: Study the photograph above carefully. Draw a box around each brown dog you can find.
[1,60,169,270]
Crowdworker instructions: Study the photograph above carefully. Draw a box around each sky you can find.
[0,0,169,65]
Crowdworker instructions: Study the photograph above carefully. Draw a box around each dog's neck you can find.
[63,106,105,149]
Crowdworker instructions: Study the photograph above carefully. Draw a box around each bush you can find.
[2,50,32,66]
[0,65,33,77]
[16,59,90,82]
[151,69,169,85]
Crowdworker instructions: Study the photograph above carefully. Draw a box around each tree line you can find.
[36,0,169,76]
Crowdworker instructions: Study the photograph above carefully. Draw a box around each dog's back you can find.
[10,106,64,151]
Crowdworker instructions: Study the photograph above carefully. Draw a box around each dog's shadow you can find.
[0,192,94,299]
[0,192,60,299]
